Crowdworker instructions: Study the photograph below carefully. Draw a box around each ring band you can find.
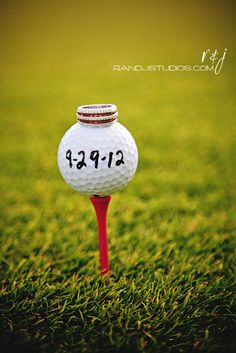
[77,104,118,125]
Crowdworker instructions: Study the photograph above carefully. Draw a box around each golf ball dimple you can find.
[58,105,138,196]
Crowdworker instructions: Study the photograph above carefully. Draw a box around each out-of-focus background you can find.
[0,1,235,352]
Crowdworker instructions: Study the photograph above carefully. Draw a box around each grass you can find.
[0,1,236,352]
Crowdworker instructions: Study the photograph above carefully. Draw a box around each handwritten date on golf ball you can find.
[66,150,124,169]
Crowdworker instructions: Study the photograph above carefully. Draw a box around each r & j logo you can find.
[113,49,227,75]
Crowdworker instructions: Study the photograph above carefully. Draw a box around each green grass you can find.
[0,1,236,352]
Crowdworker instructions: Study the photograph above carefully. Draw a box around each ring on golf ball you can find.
[58,104,138,196]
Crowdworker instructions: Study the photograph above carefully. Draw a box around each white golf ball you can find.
[58,104,138,196]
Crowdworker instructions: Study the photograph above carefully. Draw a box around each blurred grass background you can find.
[0,0,235,352]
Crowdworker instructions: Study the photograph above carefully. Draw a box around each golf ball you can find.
[58,104,138,196]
